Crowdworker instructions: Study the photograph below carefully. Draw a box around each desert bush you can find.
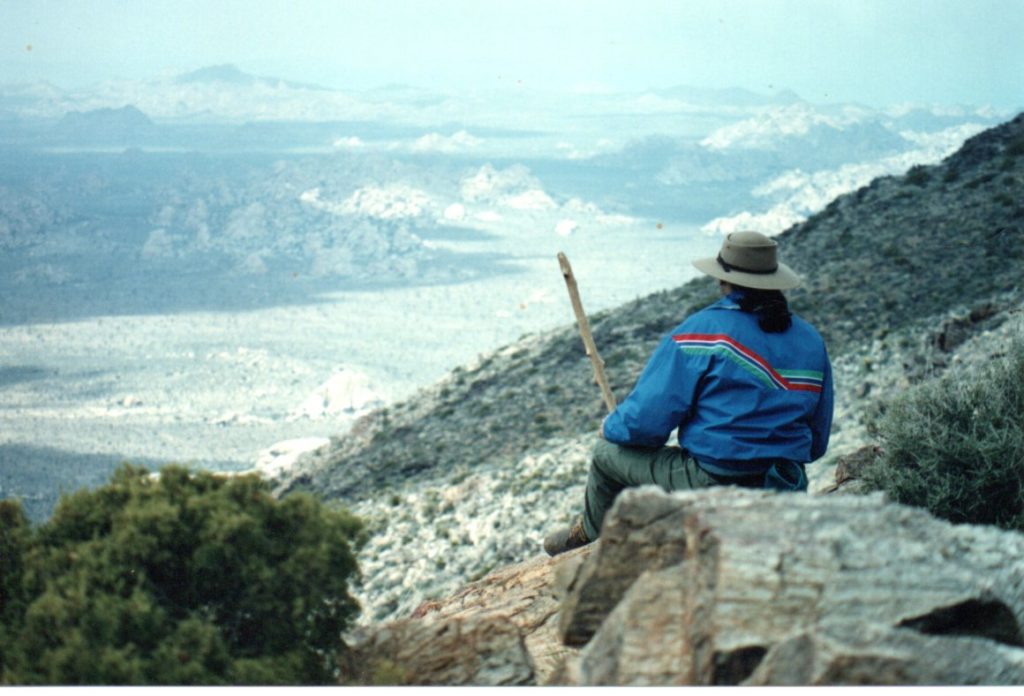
[1007,134,1024,158]
[0,465,364,685]
[862,342,1024,531]
[905,165,931,187]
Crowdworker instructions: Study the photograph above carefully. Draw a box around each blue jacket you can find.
[602,291,833,475]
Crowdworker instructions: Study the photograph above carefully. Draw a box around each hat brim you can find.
[692,256,801,290]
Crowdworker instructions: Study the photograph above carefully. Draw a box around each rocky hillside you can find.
[282,112,1024,499]
[276,113,1024,624]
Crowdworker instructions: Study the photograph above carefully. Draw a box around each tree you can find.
[0,499,30,678]
[0,464,364,685]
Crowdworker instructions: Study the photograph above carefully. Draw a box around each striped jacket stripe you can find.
[672,333,824,393]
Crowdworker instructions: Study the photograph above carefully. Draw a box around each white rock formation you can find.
[253,437,332,481]
[290,369,383,420]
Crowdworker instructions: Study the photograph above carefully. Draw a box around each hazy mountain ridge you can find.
[277,112,1024,622]
[0,150,515,323]
[0,65,1002,143]
[174,63,330,92]
[0,141,669,325]
[1,66,1005,241]
[5,97,991,324]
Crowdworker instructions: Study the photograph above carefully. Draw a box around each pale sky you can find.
[2,0,1023,108]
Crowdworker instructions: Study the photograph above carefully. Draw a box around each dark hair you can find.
[734,285,792,333]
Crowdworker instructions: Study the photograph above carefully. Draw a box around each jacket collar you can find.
[715,289,747,310]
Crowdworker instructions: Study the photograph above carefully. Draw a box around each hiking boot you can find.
[543,518,591,557]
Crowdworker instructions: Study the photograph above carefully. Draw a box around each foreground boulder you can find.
[340,610,534,685]
[342,545,590,685]
[346,487,1024,685]
[562,487,1024,685]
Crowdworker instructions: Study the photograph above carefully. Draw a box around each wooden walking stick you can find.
[557,252,617,413]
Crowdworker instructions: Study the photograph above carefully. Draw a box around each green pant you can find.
[581,439,763,540]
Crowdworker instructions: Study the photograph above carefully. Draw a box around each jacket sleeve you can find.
[602,332,700,448]
[809,355,834,461]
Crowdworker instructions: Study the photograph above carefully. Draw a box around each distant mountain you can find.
[698,105,908,154]
[0,66,359,123]
[579,100,1000,230]
[563,102,969,224]
[0,66,1005,147]
[176,64,262,85]
[53,104,157,144]
[174,63,329,91]
[57,104,153,128]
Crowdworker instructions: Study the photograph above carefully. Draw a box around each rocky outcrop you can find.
[558,483,690,647]
[746,619,1024,686]
[349,486,1024,686]
[562,488,1024,685]
[342,546,590,685]
[341,610,535,685]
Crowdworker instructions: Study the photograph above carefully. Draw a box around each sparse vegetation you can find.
[0,465,364,685]
[1007,134,1024,158]
[905,165,931,186]
[965,171,998,189]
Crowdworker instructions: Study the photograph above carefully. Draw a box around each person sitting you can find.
[544,230,833,556]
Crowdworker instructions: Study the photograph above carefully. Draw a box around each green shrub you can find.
[905,165,931,187]
[995,192,1015,207]
[965,171,998,189]
[0,500,31,675]
[1007,134,1024,158]
[862,342,1024,531]
[0,465,364,685]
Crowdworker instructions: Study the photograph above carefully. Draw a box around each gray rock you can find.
[347,485,1024,686]
[566,565,691,685]
[558,486,689,646]
[562,486,1024,686]
[343,611,535,686]
[349,546,591,685]
[747,619,1024,685]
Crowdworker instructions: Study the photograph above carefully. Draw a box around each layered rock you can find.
[342,546,590,685]
[562,487,1024,685]
[340,611,534,686]
[348,486,1024,686]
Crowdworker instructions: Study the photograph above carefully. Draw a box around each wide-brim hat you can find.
[693,230,801,290]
